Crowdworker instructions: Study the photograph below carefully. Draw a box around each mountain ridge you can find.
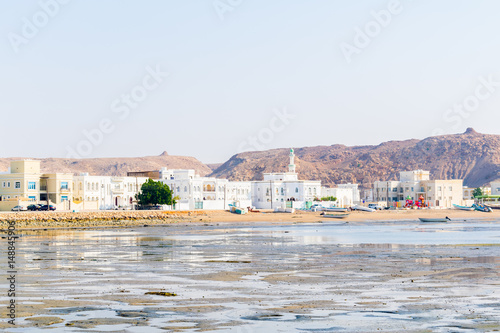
[209,129,500,188]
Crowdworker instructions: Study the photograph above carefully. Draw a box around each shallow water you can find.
[1,220,500,332]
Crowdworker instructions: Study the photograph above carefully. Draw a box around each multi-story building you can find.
[321,184,360,207]
[491,182,500,196]
[73,174,149,210]
[251,149,322,209]
[463,186,491,200]
[158,168,251,210]
[0,160,74,210]
[373,170,464,208]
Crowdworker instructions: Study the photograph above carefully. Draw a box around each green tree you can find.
[472,187,483,198]
[320,196,337,202]
[136,179,174,206]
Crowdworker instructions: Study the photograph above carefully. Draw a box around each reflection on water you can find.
[0,220,499,332]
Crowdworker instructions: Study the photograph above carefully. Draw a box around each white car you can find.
[11,205,27,211]
[368,204,383,210]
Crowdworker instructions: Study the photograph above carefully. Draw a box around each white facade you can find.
[158,168,251,210]
[251,149,322,209]
[321,184,360,207]
[373,170,464,208]
[491,182,500,195]
[73,174,149,210]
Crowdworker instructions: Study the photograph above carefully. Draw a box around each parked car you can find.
[11,205,27,211]
[39,205,56,211]
[368,204,384,210]
[28,204,42,211]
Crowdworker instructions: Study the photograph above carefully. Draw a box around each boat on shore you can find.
[472,203,492,212]
[324,207,348,213]
[322,213,349,219]
[419,217,451,223]
[351,205,375,212]
[229,204,247,214]
[453,204,475,211]
[274,207,295,213]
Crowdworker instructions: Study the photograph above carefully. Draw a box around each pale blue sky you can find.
[1,0,500,163]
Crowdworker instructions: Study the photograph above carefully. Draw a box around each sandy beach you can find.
[0,208,498,230]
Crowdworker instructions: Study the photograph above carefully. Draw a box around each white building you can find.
[73,173,149,210]
[491,182,500,196]
[373,170,464,208]
[251,149,322,209]
[321,184,360,208]
[158,168,251,210]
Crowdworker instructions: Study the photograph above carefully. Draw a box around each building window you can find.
[295,187,299,193]
[15,182,20,189]
[437,186,441,191]
[28,182,36,190]
[61,182,69,190]
[28,196,36,201]
[449,186,453,191]
[61,196,69,201]
[392,187,397,192]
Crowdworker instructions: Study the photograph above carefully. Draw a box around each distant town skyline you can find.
[2,0,500,163]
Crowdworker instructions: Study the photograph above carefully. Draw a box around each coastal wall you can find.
[0,210,209,229]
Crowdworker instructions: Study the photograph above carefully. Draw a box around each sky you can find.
[1,0,500,163]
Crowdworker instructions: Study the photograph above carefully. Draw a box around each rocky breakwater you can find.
[0,210,208,230]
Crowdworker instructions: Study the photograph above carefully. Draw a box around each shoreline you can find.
[0,208,498,231]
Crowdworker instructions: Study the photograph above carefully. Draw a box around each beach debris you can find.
[145,291,177,297]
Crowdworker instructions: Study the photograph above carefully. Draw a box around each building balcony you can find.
[60,187,70,193]
[111,187,124,194]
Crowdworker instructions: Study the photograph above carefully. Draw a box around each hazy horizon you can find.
[2,1,500,163]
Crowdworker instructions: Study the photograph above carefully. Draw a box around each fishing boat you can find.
[452,204,475,211]
[322,213,350,219]
[229,204,247,214]
[419,217,450,222]
[324,207,348,213]
[351,205,376,212]
[274,207,295,213]
[472,203,492,212]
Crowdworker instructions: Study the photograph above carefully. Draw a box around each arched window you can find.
[295,187,299,193]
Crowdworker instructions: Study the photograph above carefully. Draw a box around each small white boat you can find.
[274,207,295,213]
[352,205,375,212]
[324,207,348,213]
[419,217,450,223]
[322,213,349,219]
[453,204,474,211]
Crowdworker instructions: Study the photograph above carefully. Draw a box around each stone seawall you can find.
[0,210,209,229]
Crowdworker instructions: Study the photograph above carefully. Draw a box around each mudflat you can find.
[0,220,499,332]
[1,208,499,229]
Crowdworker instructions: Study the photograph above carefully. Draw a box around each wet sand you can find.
[1,208,499,230]
[1,221,499,332]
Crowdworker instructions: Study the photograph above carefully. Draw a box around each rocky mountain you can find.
[0,151,212,177]
[210,128,500,188]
